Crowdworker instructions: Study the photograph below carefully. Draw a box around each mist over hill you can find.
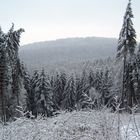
[19,37,117,72]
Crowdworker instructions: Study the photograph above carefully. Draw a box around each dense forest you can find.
[0,0,140,124]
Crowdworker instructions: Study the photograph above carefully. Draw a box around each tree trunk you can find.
[121,55,127,108]
[0,61,7,123]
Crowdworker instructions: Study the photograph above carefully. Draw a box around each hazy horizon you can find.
[21,36,118,46]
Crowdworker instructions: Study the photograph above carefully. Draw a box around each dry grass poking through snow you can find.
[0,109,140,140]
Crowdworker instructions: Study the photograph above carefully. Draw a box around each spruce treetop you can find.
[117,0,136,58]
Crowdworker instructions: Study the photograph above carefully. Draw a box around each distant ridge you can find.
[21,36,117,49]
[19,37,117,71]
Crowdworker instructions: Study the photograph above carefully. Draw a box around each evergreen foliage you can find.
[116,0,137,109]
[75,71,92,110]
[89,68,113,107]
[62,75,76,111]
[1,0,140,122]
[52,72,66,110]
[28,70,39,116]
[36,69,54,116]
[0,25,24,121]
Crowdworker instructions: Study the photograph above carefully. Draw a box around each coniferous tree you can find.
[0,25,24,121]
[135,44,140,103]
[20,63,32,115]
[21,64,31,98]
[62,75,76,111]
[0,29,7,122]
[88,70,102,107]
[6,24,25,119]
[9,59,23,118]
[52,72,66,110]
[75,71,92,110]
[28,70,39,117]
[36,69,54,116]
[100,69,113,106]
[116,0,137,109]
[88,68,113,108]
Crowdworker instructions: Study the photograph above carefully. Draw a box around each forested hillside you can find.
[19,37,117,72]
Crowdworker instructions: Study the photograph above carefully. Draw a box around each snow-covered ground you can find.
[0,110,140,140]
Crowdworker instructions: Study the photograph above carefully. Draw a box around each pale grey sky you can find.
[0,0,139,45]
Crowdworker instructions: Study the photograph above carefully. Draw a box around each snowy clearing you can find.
[0,110,140,140]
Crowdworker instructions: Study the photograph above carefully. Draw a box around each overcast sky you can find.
[0,0,140,45]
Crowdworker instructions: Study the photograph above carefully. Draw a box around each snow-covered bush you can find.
[0,109,140,140]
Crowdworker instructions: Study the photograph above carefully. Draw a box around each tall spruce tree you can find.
[6,24,25,119]
[116,0,137,109]
[0,29,7,122]
[0,25,24,121]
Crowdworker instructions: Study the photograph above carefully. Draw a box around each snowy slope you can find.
[0,110,140,140]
